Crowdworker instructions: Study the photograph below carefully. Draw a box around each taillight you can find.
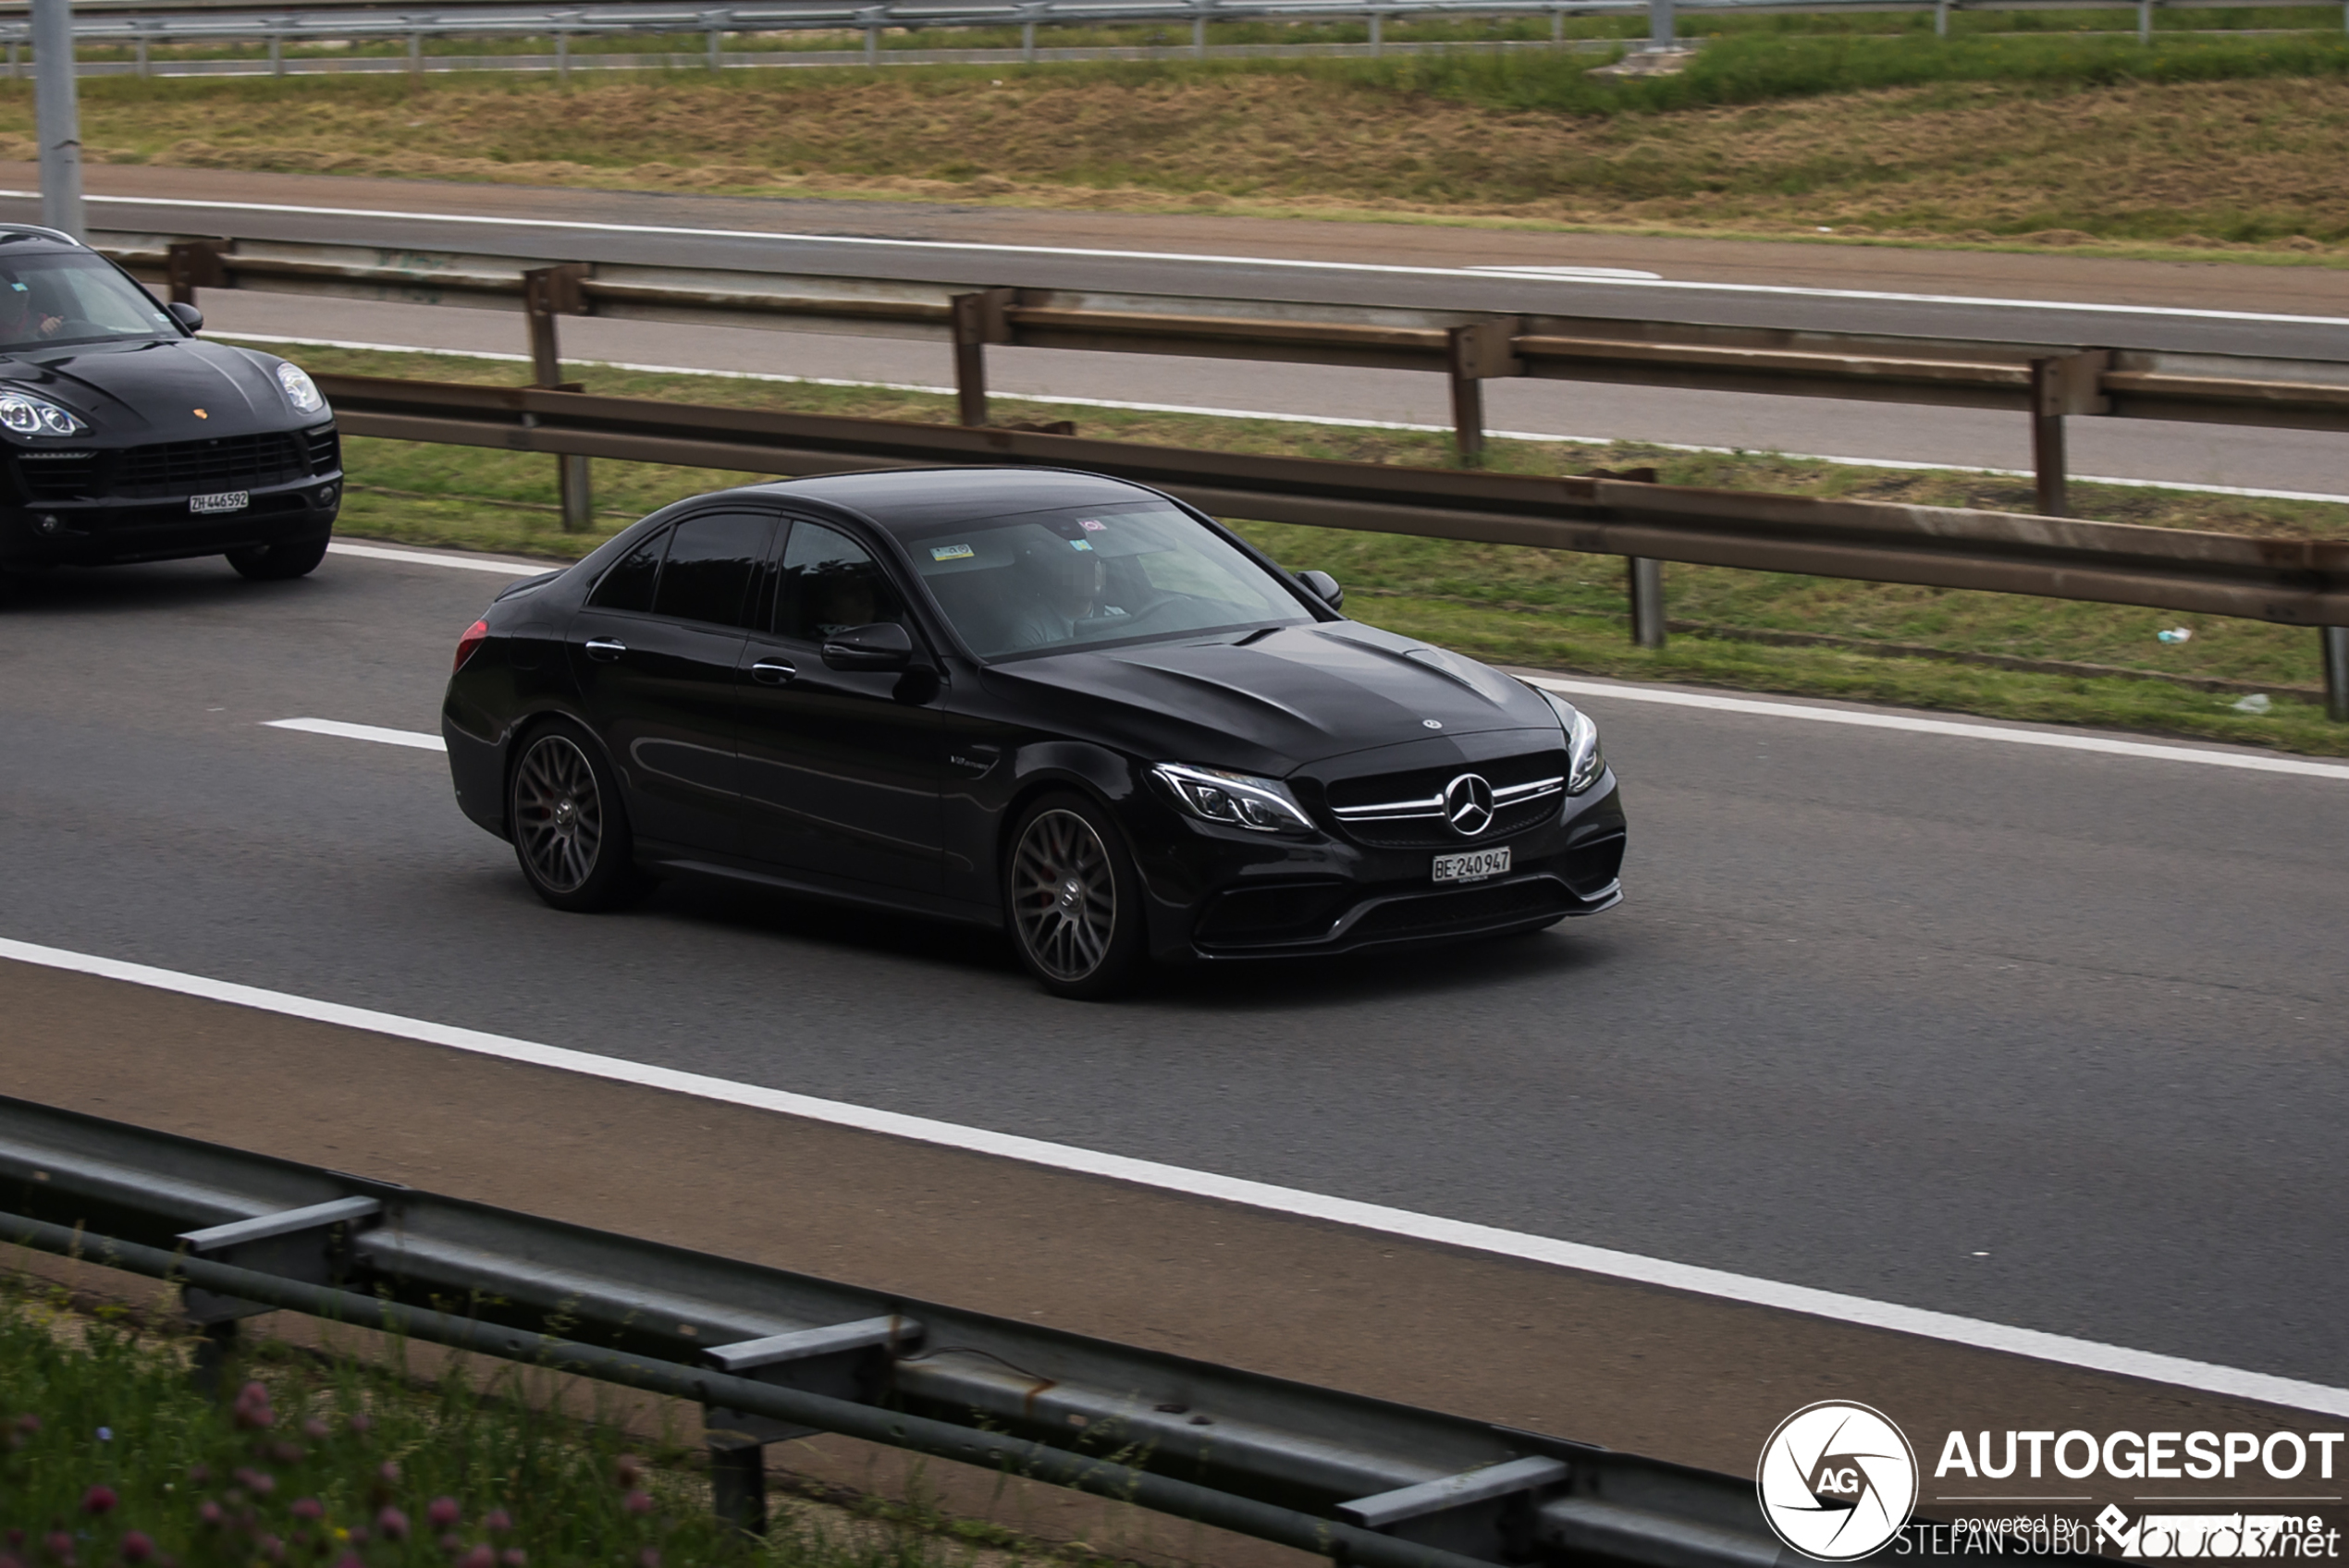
[453,619,489,672]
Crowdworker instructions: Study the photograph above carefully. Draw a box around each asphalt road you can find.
[26,165,2349,494]
[2,544,2344,1400]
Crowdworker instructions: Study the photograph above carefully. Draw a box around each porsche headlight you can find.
[275,361,325,414]
[1534,687,1606,794]
[1150,762,1314,834]
[0,390,83,435]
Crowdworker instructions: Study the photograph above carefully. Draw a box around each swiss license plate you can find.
[189,491,249,515]
[1433,845,1511,885]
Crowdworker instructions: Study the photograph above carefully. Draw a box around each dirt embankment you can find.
[15,71,2348,246]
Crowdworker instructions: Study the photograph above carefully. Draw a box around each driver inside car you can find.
[1002,540,1107,651]
[0,275,67,343]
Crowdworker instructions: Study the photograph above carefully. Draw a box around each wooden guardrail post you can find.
[950,288,1016,427]
[523,263,594,532]
[1445,321,1521,468]
[2325,626,2349,723]
[165,239,228,306]
[2029,349,2110,516]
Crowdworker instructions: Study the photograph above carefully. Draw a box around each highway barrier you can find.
[0,0,2326,70]
[110,232,2349,718]
[0,1093,1810,1568]
[119,233,2349,514]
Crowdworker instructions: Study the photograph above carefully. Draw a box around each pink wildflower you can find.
[621,1491,652,1517]
[426,1498,460,1530]
[119,1537,155,1566]
[376,1506,410,1542]
[81,1485,117,1515]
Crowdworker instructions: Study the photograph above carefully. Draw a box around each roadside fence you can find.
[115,230,2349,719]
[2,0,2343,80]
[0,1094,1815,1568]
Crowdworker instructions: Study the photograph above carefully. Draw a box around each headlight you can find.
[1150,762,1314,834]
[275,361,325,414]
[0,390,83,435]
[1534,687,1606,794]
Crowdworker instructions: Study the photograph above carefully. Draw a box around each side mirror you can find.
[821,620,914,672]
[166,301,203,334]
[1297,570,1344,609]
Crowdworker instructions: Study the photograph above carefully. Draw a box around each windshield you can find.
[902,500,1312,660]
[0,251,178,352]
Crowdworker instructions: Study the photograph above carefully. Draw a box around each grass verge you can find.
[0,1275,939,1567]
[264,340,2349,754]
[21,32,2349,251]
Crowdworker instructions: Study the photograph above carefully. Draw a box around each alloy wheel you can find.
[513,734,604,894]
[1011,809,1117,982]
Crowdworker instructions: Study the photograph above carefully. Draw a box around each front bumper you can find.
[0,478,342,569]
[1,422,345,569]
[1131,776,1629,962]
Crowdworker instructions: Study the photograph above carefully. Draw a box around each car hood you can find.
[985,620,1562,774]
[0,337,302,441]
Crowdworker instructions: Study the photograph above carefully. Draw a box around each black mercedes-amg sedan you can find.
[441,468,1625,997]
[0,225,342,587]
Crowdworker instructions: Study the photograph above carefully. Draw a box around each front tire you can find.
[227,534,330,582]
[1004,791,1148,1000]
[507,721,644,913]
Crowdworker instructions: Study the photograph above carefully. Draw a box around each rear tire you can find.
[227,534,330,582]
[507,720,646,913]
[1004,790,1148,1000]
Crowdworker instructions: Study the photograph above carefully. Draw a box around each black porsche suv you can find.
[0,224,341,585]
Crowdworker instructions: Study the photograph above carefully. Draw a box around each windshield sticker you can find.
[1077,519,1106,532]
[930,544,976,561]
[1069,539,1094,551]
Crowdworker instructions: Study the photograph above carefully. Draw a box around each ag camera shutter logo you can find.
[1758,1402,1920,1561]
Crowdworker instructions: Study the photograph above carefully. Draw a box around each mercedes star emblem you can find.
[1444,773,1495,838]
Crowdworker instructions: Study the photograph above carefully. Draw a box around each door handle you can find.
[750,658,797,686]
[584,637,627,662]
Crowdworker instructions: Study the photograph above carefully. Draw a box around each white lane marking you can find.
[264,717,447,752]
[0,932,2343,1419]
[239,333,2349,508]
[48,189,2349,329]
[1468,264,1665,281]
[1527,675,2349,780]
[329,541,550,575]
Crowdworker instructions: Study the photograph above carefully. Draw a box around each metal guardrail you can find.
[111,231,2349,519]
[98,231,2349,713]
[303,370,2349,627]
[0,1094,1798,1568]
[0,0,2327,69]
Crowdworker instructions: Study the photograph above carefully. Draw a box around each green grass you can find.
[0,1277,963,1568]
[1359,28,2349,115]
[35,31,2349,249]
[256,340,2349,755]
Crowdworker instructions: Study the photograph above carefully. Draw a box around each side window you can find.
[586,525,669,613]
[774,521,905,642]
[651,511,776,629]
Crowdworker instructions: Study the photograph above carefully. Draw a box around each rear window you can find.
[653,512,773,629]
[586,527,667,614]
